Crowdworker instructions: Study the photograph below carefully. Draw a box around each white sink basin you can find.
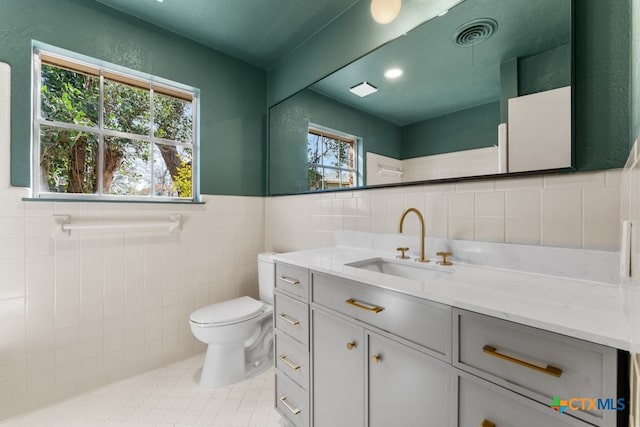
[345,257,454,281]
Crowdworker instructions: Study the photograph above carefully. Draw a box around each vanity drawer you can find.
[274,293,309,347]
[312,272,451,360]
[275,263,309,301]
[275,331,309,391]
[454,309,618,426]
[458,372,589,427]
[275,372,309,427]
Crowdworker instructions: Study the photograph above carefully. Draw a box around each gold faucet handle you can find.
[396,247,410,259]
[436,251,453,266]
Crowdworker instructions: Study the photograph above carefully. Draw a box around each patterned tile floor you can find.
[1,354,283,427]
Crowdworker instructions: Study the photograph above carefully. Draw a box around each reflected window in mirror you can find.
[307,124,361,191]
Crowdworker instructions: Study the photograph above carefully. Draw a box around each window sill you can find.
[22,197,205,205]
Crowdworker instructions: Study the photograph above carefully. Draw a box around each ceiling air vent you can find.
[452,18,498,47]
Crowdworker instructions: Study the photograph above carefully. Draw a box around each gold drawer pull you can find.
[371,354,382,364]
[279,354,301,371]
[278,313,301,326]
[345,298,384,313]
[483,345,563,378]
[278,275,300,286]
[279,396,301,415]
[482,420,496,427]
[346,341,357,350]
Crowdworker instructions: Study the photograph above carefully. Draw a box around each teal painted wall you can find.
[574,0,630,170]
[1,0,266,196]
[268,0,632,174]
[269,89,400,194]
[518,44,571,96]
[401,102,500,159]
[633,0,640,143]
[500,59,518,123]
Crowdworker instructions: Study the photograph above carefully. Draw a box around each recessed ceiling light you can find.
[384,68,403,79]
[349,81,378,97]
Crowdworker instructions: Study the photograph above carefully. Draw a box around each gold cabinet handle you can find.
[279,354,301,371]
[371,354,382,364]
[279,396,301,415]
[345,298,384,313]
[483,345,563,378]
[346,341,357,350]
[482,420,496,427]
[278,275,300,286]
[278,313,300,326]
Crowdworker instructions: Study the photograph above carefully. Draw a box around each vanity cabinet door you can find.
[312,309,364,427]
[368,332,454,427]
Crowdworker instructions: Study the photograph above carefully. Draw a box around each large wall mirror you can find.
[269,0,572,195]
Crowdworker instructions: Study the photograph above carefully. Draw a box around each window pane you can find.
[341,170,354,187]
[39,126,98,193]
[338,141,353,168]
[322,137,341,168]
[40,64,99,127]
[308,165,322,191]
[307,133,322,164]
[153,144,193,198]
[323,168,341,189]
[103,79,150,135]
[154,93,193,143]
[104,137,151,196]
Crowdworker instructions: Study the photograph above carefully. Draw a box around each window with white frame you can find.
[33,49,198,201]
[307,125,360,191]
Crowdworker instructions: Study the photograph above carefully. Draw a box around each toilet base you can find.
[199,345,273,389]
[200,342,244,388]
[198,318,273,388]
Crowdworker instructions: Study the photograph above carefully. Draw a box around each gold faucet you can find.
[399,208,428,262]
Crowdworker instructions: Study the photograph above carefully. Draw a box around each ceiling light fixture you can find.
[384,68,403,79]
[371,0,402,24]
[349,81,378,97]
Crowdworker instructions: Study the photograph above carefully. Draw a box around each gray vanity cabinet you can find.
[310,271,454,427]
[273,262,624,427]
[312,309,364,427]
[458,371,589,427]
[368,332,454,427]
[273,263,311,427]
[311,307,454,427]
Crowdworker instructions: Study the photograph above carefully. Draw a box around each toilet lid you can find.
[190,296,266,325]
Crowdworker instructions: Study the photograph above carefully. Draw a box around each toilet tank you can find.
[257,252,277,305]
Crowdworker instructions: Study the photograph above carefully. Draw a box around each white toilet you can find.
[189,252,276,388]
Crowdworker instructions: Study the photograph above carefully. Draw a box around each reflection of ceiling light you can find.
[371,0,401,24]
[349,81,378,97]
[438,9,448,17]
[384,68,403,79]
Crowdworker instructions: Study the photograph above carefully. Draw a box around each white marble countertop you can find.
[272,246,640,353]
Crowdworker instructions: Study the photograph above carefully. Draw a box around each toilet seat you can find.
[190,296,268,327]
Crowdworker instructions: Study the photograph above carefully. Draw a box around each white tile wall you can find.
[0,62,266,421]
[266,170,623,253]
[0,195,265,421]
